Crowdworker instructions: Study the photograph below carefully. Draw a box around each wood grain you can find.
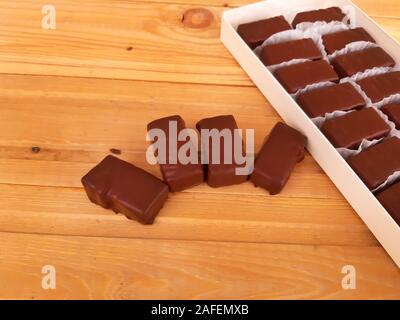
[0,183,376,246]
[1,1,400,85]
[0,0,400,299]
[0,232,399,300]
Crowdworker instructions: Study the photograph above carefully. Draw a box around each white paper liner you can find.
[291,81,335,100]
[267,58,311,73]
[373,172,400,194]
[255,29,306,53]
[372,93,400,110]
[327,41,378,62]
[341,66,396,83]
[337,138,383,159]
[312,110,355,129]
[295,21,349,35]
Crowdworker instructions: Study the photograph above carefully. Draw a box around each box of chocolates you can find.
[221,0,400,267]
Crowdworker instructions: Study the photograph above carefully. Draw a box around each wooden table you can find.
[1,0,399,300]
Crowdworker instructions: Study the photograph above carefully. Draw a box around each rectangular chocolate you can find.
[81,155,169,225]
[250,122,307,195]
[297,82,365,118]
[376,181,400,226]
[322,28,376,54]
[147,115,204,192]
[381,103,400,129]
[196,115,248,187]
[274,60,339,94]
[356,72,400,103]
[292,7,345,28]
[260,38,322,66]
[331,47,395,78]
[237,16,292,49]
[348,137,400,190]
[321,108,390,149]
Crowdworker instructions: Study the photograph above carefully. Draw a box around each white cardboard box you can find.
[220,0,400,267]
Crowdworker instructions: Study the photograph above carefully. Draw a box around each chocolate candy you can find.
[322,28,375,54]
[81,155,169,225]
[148,115,204,192]
[321,108,390,149]
[297,82,364,118]
[237,16,292,49]
[381,103,400,129]
[356,72,400,103]
[274,60,339,94]
[260,38,322,66]
[250,122,307,195]
[196,115,248,188]
[348,137,400,190]
[331,47,395,78]
[376,182,400,225]
[292,7,345,28]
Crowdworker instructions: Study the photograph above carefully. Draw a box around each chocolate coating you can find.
[81,155,169,225]
[196,115,248,188]
[237,16,292,50]
[322,28,376,54]
[376,182,400,226]
[357,72,400,103]
[381,103,400,129]
[297,83,365,118]
[348,137,400,190]
[274,60,339,94]
[292,7,345,28]
[148,115,204,192]
[331,47,395,78]
[250,122,307,195]
[321,108,390,149]
[260,38,322,66]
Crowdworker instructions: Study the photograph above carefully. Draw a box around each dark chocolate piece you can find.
[196,115,248,188]
[381,103,400,129]
[274,60,339,93]
[321,108,390,149]
[297,83,365,118]
[237,16,292,49]
[260,38,322,66]
[250,122,307,195]
[322,28,376,54]
[81,155,169,225]
[147,115,204,192]
[376,181,400,226]
[348,137,400,190]
[331,47,395,78]
[292,7,346,28]
[356,72,400,103]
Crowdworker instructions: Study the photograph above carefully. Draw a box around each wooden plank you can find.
[1,2,400,85]
[0,232,398,299]
[0,73,339,201]
[0,157,340,200]
[116,0,400,16]
[0,1,246,85]
[0,184,376,246]
[0,74,279,152]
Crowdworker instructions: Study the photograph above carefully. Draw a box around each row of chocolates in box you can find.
[237,7,400,225]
